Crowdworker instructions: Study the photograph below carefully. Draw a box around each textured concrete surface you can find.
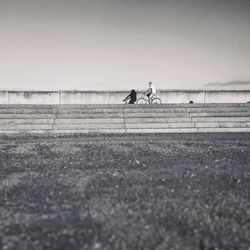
[0,133,250,250]
[0,104,250,133]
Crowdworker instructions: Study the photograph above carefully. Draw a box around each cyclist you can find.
[123,89,137,104]
[144,81,156,102]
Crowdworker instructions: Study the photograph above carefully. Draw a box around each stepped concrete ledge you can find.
[0,104,250,134]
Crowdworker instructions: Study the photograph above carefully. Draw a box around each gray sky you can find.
[0,0,250,90]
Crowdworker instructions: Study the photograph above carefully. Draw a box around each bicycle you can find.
[122,98,137,104]
[122,99,130,104]
[136,94,162,104]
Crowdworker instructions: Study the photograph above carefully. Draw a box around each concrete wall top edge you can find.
[7,91,59,94]
[1,89,250,93]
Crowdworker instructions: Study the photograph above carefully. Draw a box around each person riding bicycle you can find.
[123,89,137,104]
[144,81,156,102]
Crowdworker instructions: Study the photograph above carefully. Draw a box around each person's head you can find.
[131,89,136,94]
[149,81,152,86]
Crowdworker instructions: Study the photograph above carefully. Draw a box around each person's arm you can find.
[123,94,131,101]
[145,87,152,95]
[151,85,156,95]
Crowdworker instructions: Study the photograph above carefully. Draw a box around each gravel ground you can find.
[0,133,250,250]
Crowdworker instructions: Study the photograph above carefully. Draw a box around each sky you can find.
[0,0,250,90]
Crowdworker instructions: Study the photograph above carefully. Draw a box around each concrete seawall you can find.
[0,90,250,104]
[0,104,250,134]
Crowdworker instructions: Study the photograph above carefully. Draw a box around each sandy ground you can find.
[0,133,250,250]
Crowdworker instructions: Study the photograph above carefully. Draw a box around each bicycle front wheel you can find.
[136,98,147,104]
[151,98,162,104]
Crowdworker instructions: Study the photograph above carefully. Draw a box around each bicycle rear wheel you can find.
[151,98,162,104]
[136,98,147,104]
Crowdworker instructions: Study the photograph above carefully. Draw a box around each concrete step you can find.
[125,118,192,123]
[125,127,250,133]
[2,112,249,119]
[0,124,52,131]
[190,112,250,117]
[54,118,124,124]
[195,122,250,128]
[0,110,249,118]
[197,127,250,133]
[0,105,248,113]
[59,113,190,119]
[54,118,193,124]
[126,112,250,118]
[0,103,249,109]
[0,114,56,119]
[124,107,250,113]
[192,117,250,122]
[0,109,56,114]
[124,108,188,113]
[57,103,250,108]
[0,119,54,124]
[187,107,250,113]
[0,104,249,134]
[57,104,129,109]
[124,103,250,108]
[57,108,123,114]
[124,112,190,117]
[52,129,126,134]
[125,128,198,133]
[54,124,125,130]
[53,128,198,133]
[57,104,250,111]
[0,105,54,109]
[124,113,189,118]
[2,127,250,134]
[57,113,124,119]
[125,123,194,129]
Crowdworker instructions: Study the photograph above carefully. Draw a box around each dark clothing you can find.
[124,90,137,104]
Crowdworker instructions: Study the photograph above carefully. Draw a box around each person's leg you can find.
[148,93,154,103]
[146,93,151,102]
[151,93,156,100]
